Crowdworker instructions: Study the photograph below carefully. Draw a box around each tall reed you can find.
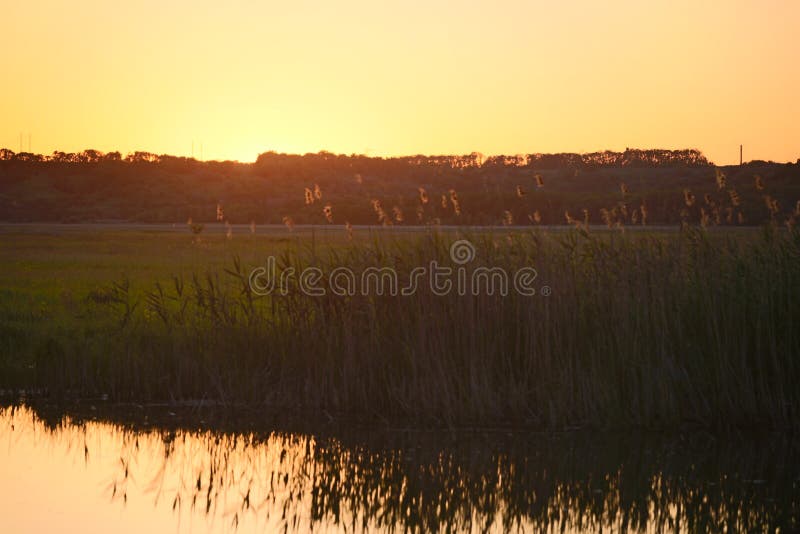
[8,226,800,429]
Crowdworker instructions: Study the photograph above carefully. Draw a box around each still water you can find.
[0,404,797,533]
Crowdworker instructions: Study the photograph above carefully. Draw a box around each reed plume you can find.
[449,189,461,216]
[600,208,612,228]
[683,189,695,207]
[764,195,779,217]
[371,199,391,225]
[700,208,710,227]
[715,168,727,190]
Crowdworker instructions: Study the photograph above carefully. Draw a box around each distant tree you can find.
[125,151,159,163]
[14,152,43,162]
[78,149,104,163]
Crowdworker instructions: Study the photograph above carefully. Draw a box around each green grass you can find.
[1,224,799,429]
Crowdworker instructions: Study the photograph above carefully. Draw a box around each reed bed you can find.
[4,224,798,429]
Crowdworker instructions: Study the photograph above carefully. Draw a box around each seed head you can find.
[683,189,695,207]
[715,168,727,190]
[600,208,612,228]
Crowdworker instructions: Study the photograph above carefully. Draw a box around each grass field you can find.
[1,223,798,429]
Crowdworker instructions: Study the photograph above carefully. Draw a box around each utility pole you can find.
[740,144,743,165]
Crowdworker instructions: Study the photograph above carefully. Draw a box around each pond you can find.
[0,404,797,532]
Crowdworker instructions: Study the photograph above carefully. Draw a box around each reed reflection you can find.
[1,405,797,533]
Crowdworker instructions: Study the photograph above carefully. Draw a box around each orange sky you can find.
[1,0,798,164]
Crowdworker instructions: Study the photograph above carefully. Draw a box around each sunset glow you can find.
[2,0,799,163]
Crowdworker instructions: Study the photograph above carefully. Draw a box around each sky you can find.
[1,0,798,164]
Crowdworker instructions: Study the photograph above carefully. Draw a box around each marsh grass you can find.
[2,225,798,428]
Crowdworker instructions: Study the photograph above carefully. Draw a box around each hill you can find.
[1,148,798,226]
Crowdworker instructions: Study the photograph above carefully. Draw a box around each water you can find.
[0,404,797,533]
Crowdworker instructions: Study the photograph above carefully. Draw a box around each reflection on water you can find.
[0,404,797,533]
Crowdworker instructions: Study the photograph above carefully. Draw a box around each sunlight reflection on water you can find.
[0,405,797,533]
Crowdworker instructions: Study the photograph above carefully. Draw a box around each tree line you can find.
[1,147,798,226]
[0,147,709,168]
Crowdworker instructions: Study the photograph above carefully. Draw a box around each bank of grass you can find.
[1,225,799,428]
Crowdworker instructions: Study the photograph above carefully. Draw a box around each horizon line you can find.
[2,146,799,167]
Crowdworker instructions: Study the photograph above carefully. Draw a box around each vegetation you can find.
[1,223,798,428]
[1,147,799,429]
[2,147,799,226]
